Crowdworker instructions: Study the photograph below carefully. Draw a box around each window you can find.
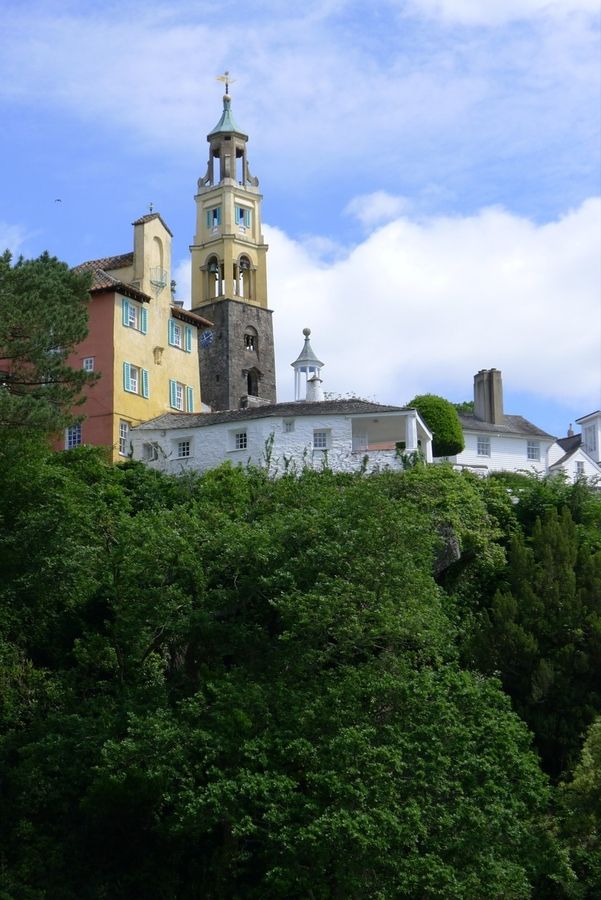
[527,440,540,461]
[284,419,295,433]
[169,380,194,412]
[82,356,95,372]
[576,461,585,477]
[234,431,247,450]
[235,205,251,229]
[245,334,256,351]
[313,430,329,450]
[143,442,159,461]
[169,320,193,352]
[65,423,82,449]
[583,426,597,455]
[206,206,221,229]
[123,362,149,397]
[477,435,491,457]
[177,439,191,459]
[121,298,148,333]
[119,420,129,456]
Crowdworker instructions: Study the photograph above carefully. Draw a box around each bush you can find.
[408,394,465,457]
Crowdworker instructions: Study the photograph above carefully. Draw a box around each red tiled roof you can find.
[172,306,213,328]
[75,252,134,273]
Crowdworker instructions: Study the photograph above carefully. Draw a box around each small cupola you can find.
[291,328,325,401]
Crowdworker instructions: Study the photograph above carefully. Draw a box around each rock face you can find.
[433,524,462,576]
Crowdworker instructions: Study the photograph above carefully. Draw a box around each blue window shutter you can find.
[184,326,192,353]
[123,362,131,392]
[169,379,177,409]
[216,206,221,225]
[186,386,194,412]
[168,319,176,346]
[244,208,251,227]
[122,298,129,327]
[140,307,148,334]
[206,209,211,228]
[142,369,149,398]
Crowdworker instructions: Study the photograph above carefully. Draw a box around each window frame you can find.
[118,420,129,456]
[233,430,248,451]
[476,435,491,457]
[176,439,192,459]
[313,429,329,450]
[65,423,82,450]
[82,356,95,372]
[123,362,149,398]
[527,440,541,461]
[121,298,148,334]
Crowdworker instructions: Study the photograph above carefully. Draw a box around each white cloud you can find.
[0,222,27,256]
[345,192,410,228]
[269,198,601,409]
[406,0,600,25]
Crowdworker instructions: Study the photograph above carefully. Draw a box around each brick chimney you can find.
[474,368,504,424]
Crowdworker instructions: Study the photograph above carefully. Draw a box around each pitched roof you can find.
[74,256,150,303]
[172,306,213,328]
[557,434,581,453]
[76,252,134,272]
[458,414,555,439]
[134,399,413,431]
[131,212,173,237]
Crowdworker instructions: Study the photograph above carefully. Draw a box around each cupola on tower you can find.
[190,75,276,411]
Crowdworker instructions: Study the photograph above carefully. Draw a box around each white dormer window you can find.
[583,426,597,455]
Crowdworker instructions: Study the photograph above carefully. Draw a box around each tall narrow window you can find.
[527,440,540,461]
[119,420,129,456]
[477,436,491,457]
[65,423,82,449]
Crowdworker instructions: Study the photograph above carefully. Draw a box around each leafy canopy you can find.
[408,393,465,457]
[0,250,95,432]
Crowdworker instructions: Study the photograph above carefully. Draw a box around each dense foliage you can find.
[407,393,465,457]
[1,442,600,897]
[0,251,95,432]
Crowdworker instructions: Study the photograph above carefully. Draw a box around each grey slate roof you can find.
[557,434,581,453]
[134,399,412,431]
[458,414,555,440]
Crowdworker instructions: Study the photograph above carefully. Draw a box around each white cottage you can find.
[447,369,558,474]
[130,398,433,477]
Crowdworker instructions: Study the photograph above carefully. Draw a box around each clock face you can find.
[200,330,214,348]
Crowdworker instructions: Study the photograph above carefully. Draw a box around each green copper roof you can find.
[208,95,246,137]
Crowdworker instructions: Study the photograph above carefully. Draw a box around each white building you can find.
[446,370,601,483]
[130,398,433,477]
[131,329,433,476]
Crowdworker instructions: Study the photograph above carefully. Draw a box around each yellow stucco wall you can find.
[107,217,201,461]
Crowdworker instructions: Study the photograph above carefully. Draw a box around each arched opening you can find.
[244,325,258,353]
[237,255,252,300]
[206,255,222,299]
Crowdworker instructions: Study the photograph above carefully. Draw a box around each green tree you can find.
[0,461,568,897]
[0,250,95,432]
[560,716,601,896]
[408,393,465,457]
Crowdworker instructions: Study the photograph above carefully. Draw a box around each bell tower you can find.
[190,75,276,411]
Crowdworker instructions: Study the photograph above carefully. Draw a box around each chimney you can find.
[567,423,574,437]
[306,374,324,402]
[474,368,504,424]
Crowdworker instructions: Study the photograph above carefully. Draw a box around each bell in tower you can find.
[190,74,276,411]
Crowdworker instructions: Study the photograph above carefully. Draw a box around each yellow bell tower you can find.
[190,75,276,410]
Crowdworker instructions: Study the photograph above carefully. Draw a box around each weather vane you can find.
[216,70,235,95]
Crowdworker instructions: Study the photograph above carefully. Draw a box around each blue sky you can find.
[1,0,600,436]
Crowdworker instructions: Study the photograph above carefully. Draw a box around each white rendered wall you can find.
[130,413,421,477]
[448,432,556,475]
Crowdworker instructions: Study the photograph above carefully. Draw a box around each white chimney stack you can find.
[306,373,324,402]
